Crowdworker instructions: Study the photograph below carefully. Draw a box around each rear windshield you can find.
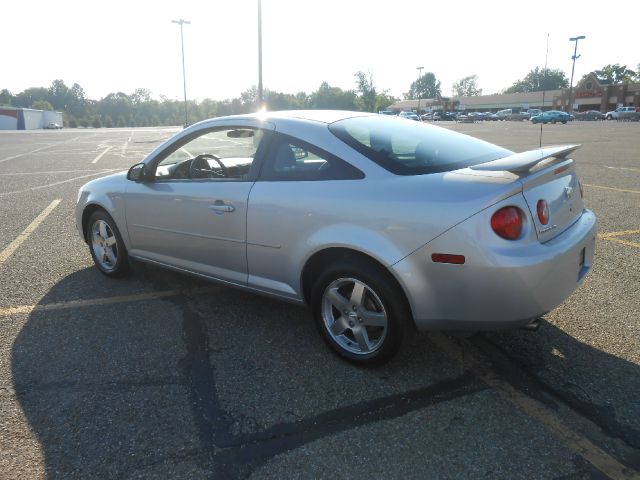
[329,116,511,175]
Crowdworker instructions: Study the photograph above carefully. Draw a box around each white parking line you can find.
[583,184,640,195]
[0,199,61,266]
[0,144,57,164]
[0,171,118,197]
[606,166,640,173]
[91,146,113,164]
[0,286,217,317]
[0,169,115,176]
[0,137,80,164]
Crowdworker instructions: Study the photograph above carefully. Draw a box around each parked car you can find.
[574,110,605,121]
[420,113,433,121]
[496,108,529,121]
[530,110,573,124]
[456,113,477,123]
[467,112,487,122]
[44,122,62,129]
[605,106,637,120]
[399,111,420,121]
[435,111,456,121]
[378,110,395,116]
[76,110,596,366]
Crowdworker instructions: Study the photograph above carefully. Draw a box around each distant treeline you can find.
[3,63,635,127]
[0,75,397,128]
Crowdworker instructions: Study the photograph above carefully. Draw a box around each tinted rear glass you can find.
[329,116,511,175]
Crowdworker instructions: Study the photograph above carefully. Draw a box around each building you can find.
[555,73,640,112]
[391,91,561,114]
[390,74,640,114]
[0,107,64,130]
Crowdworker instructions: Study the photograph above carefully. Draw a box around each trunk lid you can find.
[470,145,584,243]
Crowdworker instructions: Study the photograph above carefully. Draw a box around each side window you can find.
[153,127,264,181]
[260,134,363,181]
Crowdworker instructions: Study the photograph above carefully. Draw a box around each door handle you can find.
[210,201,235,213]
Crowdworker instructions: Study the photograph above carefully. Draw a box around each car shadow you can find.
[10,264,640,478]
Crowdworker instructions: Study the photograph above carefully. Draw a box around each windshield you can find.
[329,115,511,175]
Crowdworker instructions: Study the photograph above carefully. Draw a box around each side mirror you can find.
[127,163,147,181]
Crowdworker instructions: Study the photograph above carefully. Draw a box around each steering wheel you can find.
[189,154,227,178]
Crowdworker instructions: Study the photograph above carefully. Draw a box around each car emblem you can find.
[564,186,574,198]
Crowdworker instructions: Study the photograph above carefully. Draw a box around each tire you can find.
[87,210,130,277]
[310,257,410,366]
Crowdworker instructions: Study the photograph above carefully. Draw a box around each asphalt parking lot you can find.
[0,121,638,479]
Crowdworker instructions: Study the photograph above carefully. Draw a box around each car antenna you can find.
[540,33,549,149]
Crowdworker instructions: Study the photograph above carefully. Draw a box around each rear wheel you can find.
[310,258,410,366]
[87,210,130,277]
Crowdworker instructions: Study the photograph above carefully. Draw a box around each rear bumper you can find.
[391,208,597,331]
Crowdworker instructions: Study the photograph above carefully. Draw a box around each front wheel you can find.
[310,258,410,366]
[87,210,130,277]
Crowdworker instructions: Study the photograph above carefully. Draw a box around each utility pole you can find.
[416,66,424,116]
[258,0,264,108]
[567,35,585,113]
[172,19,191,126]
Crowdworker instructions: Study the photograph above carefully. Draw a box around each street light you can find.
[567,35,585,113]
[257,0,263,108]
[416,66,424,116]
[172,19,191,126]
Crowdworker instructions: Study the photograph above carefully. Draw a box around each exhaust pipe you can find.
[522,318,542,331]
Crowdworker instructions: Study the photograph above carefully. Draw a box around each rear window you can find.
[329,116,511,175]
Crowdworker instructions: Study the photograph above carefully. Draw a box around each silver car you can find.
[76,111,597,365]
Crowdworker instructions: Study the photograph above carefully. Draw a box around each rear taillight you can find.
[491,207,523,240]
[537,200,549,225]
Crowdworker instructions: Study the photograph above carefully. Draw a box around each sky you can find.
[3,0,639,103]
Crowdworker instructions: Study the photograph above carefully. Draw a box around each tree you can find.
[32,100,54,111]
[0,89,13,106]
[354,71,377,112]
[504,67,568,93]
[48,79,70,111]
[374,91,398,112]
[14,87,49,108]
[593,64,638,84]
[68,83,88,118]
[309,82,357,110]
[131,88,152,105]
[406,72,441,100]
[452,75,482,97]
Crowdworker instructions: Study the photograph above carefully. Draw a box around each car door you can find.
[246,132,365,298]
[125,124,269,285]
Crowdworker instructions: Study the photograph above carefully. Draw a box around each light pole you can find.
[416,66,424,116]
[567,35,585,113]
[172,19,191,126]
[257,0,263,108]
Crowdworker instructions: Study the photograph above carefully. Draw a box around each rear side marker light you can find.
[431,253,466,264]
[537,199,549,225]
[491,207,523,240]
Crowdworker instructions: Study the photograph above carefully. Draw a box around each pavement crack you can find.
[209,374,484,479]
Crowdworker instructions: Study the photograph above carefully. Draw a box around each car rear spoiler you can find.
[470,145,581,174]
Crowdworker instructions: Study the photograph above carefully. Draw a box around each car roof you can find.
[198,110,373,126]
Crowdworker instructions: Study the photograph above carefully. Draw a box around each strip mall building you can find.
[390,74,640,114]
